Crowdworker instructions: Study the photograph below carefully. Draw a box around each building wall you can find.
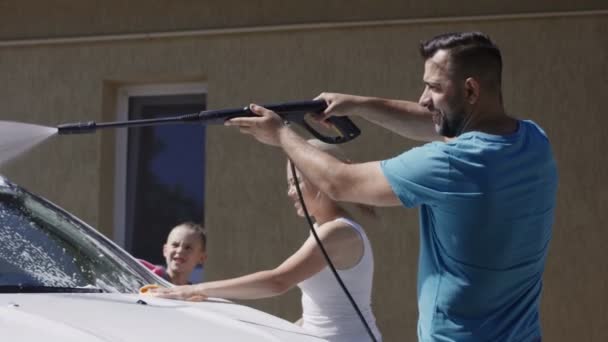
[0,3,606,341]
[1,0,606,40]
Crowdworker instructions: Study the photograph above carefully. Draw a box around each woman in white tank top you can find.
[149,140,382,342]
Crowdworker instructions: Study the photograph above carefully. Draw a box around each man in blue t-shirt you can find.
[226,31,558,341]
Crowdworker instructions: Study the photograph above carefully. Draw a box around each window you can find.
[114,83,206,265]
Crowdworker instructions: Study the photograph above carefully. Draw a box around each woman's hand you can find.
[146,284,208,302]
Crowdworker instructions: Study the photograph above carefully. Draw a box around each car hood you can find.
[0,293,324,342]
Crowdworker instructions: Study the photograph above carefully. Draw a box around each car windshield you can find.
[0,178,162,293]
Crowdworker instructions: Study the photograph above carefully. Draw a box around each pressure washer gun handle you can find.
[265,100,361,144]
[300,115,360,144]
[197,100,361,144]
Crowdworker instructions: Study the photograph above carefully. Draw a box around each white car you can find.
[0,175,325,341]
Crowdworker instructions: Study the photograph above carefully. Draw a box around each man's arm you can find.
[226,99,444,208]
[278,126,401,206]
[315,93,441,142]
[227,104,401,207]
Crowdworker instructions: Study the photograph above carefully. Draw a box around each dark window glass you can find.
[125,94,206,264]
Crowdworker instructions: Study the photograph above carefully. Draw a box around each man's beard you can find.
[438,96,468,138]
[438,112,466,138]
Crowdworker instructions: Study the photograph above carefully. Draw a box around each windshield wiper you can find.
[0,285,104,293]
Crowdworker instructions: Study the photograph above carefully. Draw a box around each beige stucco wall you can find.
[1,0,606,40]
[0,3,606,341]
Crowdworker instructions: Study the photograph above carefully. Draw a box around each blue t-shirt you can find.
[380,120,558,341]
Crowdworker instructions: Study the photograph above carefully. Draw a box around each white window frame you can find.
[113,82,207,247]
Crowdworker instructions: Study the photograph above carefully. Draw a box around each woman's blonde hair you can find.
[303,139,377,218]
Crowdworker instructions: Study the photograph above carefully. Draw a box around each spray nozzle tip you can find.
[56,121,97,135]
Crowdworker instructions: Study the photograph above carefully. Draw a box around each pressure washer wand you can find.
[57,100,360,144]
[56,114,198,133]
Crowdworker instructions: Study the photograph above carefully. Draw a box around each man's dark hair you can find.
[419,31,503,90]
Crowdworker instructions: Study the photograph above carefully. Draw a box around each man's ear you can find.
[162,244,168,257]
[464,77,480,105]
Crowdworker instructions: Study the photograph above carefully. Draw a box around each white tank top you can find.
[297,217,382,342]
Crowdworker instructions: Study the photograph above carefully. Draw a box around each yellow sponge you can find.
[139,284,160,294]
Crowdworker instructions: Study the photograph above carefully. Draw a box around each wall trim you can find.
[1,10,607,48]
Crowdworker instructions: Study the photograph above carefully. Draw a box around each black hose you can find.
[289,161,377,342]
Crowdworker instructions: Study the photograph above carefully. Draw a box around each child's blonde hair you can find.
[171,221,207,251]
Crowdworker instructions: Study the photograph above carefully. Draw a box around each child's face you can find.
[163,227,207,275]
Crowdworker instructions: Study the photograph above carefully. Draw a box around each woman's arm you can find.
[148,220,363,301]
